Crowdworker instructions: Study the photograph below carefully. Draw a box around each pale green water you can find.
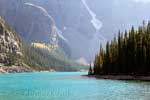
[0,72,150,100]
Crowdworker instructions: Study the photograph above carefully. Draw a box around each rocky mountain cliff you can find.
[0,17,32,73]
[0,16,22,64]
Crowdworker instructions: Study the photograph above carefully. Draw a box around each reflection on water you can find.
[0,72,150,100]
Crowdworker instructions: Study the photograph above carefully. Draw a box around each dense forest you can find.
[23,44,83,71]
[5,42,84,72]
[89,21,150,75]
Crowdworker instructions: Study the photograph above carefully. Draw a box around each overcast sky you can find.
[133,0,150,3]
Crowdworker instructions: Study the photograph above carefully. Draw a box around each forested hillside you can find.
[0,17,85,73]
[90,21,150,75]
[23,44,84,71]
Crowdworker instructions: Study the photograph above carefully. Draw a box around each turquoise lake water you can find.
[0,72,150,100]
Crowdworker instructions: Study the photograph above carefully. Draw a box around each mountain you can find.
[0,16,32,73]
[0,0,96,61]
[0,0,149,61]
[0,17,86,73]
[0,0,73,58]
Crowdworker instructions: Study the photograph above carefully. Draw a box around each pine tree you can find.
[88,63,93,75]
[91,21,150,76]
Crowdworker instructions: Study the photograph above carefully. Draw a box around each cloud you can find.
[133,0,150,3]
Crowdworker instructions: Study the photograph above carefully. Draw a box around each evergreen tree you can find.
[88,63,93,75]
[91,21,150,76]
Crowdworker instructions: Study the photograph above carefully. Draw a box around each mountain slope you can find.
[0,16,32,73]
[23,43,84,71]
[0,0,96,60]
[0,17,85,73]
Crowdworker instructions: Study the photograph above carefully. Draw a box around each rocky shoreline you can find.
[84,75,150,81]
[0,63,58,73]
[0,65,33,73]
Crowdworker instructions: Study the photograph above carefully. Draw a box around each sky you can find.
[133,0,150,3]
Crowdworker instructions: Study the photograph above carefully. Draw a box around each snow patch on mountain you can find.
[57,28,68,42]
[82,0,107,48]
[81,0,102,31]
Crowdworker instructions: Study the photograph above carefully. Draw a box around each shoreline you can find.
[0,66,32,74]
[84,75,150,81]
[0,65,87,74]
[0,65,56,74]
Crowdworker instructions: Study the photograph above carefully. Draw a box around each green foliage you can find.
[5,52,23,66]
[22,43,84,71]
[6,53,17,66]
[92,21,150,75]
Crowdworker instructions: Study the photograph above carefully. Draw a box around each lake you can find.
[0,72,150,100]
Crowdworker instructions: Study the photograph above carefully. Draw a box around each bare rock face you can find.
[0,17,33,73]
[0,17,22,64]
